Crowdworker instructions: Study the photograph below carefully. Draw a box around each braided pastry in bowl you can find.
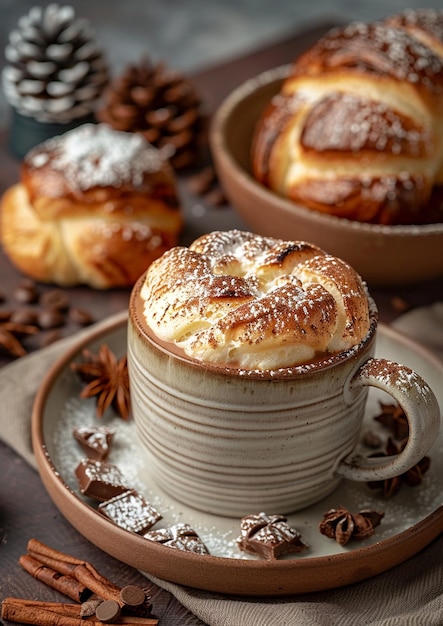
[0,124,183,288]
[252,9,443,226]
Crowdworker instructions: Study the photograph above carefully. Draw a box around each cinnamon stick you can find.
[27,538,85,566]
[18,554,90,603]
[1,597,159,625]
[73,563,122,603]
[27,549,77,577]
[2,597,86,626]
[28,539,133,606]
[18,540,153,621]
[27,538,117,588]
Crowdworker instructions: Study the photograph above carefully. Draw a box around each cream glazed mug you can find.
[128,277,440,517]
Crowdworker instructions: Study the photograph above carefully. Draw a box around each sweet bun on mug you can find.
[0,124,183,288]
[140,229,371,370]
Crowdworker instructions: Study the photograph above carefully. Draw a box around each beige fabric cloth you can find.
[1,307,443,626]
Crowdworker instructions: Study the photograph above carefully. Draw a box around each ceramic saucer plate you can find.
[32,311,443,596]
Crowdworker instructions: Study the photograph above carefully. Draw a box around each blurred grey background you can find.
[1,0,442,126]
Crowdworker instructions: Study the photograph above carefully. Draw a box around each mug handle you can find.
[335,357,440,482]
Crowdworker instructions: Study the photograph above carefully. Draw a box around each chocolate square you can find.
[75,458,129,501]
[237,512,308,560]
[73,425,115,460]
[98,489,162,534]
[144,523,209,554]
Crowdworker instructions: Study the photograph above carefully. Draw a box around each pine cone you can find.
[2,4,108,123]
[98,57,206,170]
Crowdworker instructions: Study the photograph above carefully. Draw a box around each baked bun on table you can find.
[0,124,183,289]
[140,229,371,370]
[252,9,443,225]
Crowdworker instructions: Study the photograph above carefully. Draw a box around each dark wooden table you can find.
[1,21,442,626]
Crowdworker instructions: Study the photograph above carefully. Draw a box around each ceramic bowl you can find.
[209,65,443,287]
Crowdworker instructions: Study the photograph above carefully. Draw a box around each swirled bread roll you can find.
[140,230,371,370]
[0,124,183,288]
[252,9,443,225]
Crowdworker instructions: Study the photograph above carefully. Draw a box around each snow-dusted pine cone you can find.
[98,57,206,170]
[2,4,108,123]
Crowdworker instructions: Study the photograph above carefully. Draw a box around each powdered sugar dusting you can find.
[303,92,432,156]
[322,21,443,90]
[98,490,162,534]
[27,124,165,190]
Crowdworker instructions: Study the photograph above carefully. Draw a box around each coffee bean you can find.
[38,308,65,329]
[10,309,39,326]
[40,289,70,311]
[187,166,216,195]
[18,278,37,290]
[390,296,411,314]
[204,186,227,207]
[39,329,62,347]
[0,310,12,321]
[69,307,94,326]
[13,284,39,304]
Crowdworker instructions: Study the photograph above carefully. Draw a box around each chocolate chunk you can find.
[144,523,209,554]
[73,425,115,460]
[75,458,129,501]
[119,585,147,607]
[98,489,162,534]
[237,512,308,560]
[95,599,121,623]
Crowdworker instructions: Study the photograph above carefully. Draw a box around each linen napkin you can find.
[1,306,443,626]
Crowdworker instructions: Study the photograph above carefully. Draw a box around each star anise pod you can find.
[0,313,39,358]
[319,507,384,546]
[70,344,131,420]
[374,401,409,440]
[368,438,431,497]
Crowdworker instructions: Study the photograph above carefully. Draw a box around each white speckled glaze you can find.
[128,276,440,517]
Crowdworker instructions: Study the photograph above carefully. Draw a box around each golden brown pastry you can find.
[0,124,183,288]
[140,229,371,370]
[252,9,443,225]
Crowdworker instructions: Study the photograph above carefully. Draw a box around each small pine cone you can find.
[2,4,108,123]
[98,57,206,170]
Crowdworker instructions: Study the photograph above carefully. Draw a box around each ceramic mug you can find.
[128,277,440,517]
